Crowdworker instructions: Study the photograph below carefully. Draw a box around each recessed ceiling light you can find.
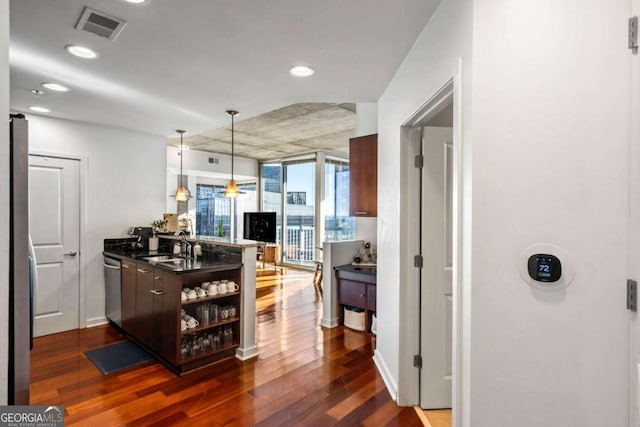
[42,82,69,92]
[65,45,98,59]
[289,65,314,77]
[29,106,50,113]
[123,0,149,3]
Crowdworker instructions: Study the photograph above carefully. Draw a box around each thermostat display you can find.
[527,254,561,282]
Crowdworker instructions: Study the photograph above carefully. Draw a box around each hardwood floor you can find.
[415,408,451,427]
[31,267,422,426]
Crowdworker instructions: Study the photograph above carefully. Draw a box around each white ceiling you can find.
[9,0,440,158]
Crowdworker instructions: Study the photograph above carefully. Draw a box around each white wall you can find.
[166,147,258,216]
[470,1,629,426]
[376,0,473,410]
[0,0,9,405]
[167,146,258,181]
[28,115,166,326]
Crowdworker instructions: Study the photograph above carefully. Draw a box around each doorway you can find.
[29,154,82,336]
[397,75,465,425]
[419,123,454,409]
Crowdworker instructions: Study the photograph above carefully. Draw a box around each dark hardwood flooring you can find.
[30,268,422,426]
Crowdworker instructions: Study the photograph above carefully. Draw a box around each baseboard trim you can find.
[320,316,339,328]
[236,345,259,361]
[414,407,433,427]
[85,317,108,328]
[373,349,399,401]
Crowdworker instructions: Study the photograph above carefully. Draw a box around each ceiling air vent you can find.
[75,7,127,41]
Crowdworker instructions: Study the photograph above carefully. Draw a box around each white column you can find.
[315,152,325,261]
[236,246,258,360]
[320,240,364,328]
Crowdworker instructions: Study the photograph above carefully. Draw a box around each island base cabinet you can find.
[120,261,241,375]
[174,269,242,374]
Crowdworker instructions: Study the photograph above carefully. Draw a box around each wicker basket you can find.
[344,307,365,332]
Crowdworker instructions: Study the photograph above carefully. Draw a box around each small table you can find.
[335,264,377,333]
[260,244,282,273]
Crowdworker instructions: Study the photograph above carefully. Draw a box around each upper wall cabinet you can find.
[349,134,377,217]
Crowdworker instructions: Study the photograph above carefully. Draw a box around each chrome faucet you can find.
[174,230,192,257]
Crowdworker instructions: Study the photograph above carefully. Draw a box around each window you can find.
[259,154,352,267]
[235,182,257,240]
[195,184,230,237]
[283,161,315,265]
[261,164,282,244]
[325,160,355,241]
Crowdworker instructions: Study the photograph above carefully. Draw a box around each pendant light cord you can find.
[226,110,239,180]
[176,129,186,189]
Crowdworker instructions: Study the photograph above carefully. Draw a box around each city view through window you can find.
[262,160,354,266]
[193,157,353,267]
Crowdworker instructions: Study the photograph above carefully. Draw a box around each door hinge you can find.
[630,16,638,51]
[413,354,422,369]
[628,279,637,312]
[414,154,424,169]
[414,255,423,268]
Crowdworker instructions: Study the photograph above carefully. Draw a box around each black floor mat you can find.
[84,340,154,375]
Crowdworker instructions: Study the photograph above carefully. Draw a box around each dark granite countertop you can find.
[334,264,377,275]
[103,240,242,274]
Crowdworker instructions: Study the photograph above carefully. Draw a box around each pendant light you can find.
[172,129,192,201]
[224,110,243,198]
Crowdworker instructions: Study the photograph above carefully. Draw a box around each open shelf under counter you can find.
[181,317,239,335]
[181,291,240,306]
[179,343,239,365]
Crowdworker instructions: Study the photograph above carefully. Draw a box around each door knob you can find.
[64,250,78,256]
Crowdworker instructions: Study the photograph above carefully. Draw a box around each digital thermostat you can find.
[527,254,561,282]
[520,243,574,291]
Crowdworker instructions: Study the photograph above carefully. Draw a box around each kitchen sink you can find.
[144,255,184,263]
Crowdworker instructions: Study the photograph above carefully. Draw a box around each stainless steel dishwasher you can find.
[103,255,122,327]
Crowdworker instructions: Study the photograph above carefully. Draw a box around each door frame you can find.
[630,1,640,425]
[398,60,470,425]
[29,150,88,329]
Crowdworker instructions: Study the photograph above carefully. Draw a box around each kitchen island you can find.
[104,237,258,374]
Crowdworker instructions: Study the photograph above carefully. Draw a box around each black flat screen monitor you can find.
[243,212,277,243]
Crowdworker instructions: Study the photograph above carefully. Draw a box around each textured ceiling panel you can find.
[167,103,356,161]
[233,103,338,132]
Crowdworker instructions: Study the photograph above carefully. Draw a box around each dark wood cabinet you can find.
[120,261,241,374]
[335,266,377,333]
[177,269,241,373]
[349,133,377,217]
[121,260,136,332]
[338,279,367,308]
[134,264,154,347]
[158,271,179,365]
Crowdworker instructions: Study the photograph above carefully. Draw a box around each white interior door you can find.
[29,155,80,337]
[420,126,453,409]
[631,1,640,424]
